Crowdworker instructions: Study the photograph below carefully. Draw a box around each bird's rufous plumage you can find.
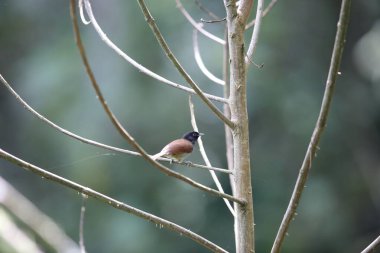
[151,131,202,162]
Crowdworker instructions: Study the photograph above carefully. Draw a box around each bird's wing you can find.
[165,139,193,155]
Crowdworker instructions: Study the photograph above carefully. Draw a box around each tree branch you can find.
[237,0,253,24]
[136,0,235,129]
[175,0,225,45]
[222,29,235,195]
[361,235,380,253]
[245,0,264,66]
[193,29,225,85]
[0,148,228,253]
[79,194,87,253]
[0,209,44,253]
[0,75,245,204]
[245,0,279,29]
[271,0,351,252]
[0,74,230,175]
[78,0,227,104]
[0,177,81,253]
[189,96,236,217]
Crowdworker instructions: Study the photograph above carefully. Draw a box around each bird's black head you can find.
[182,131,203,144]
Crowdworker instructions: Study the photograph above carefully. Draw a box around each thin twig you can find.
[137,0,235,129]
[0,74,230,174]
[189,96,236,217]
[245,0,279,29]
[78,0,226,104]
[193,29,225,85]
[222,29,235,194]
[245,0,264,66]
[71,0,243,205]
[78,0,90,24]
[271,1,351,252]
[0,148,228,253]
[194,0,220,20]
[79,194,87,253]
[361,235,380,253]
[176,0,225,45]
[201,17,226,24]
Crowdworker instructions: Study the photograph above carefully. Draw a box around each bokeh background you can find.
[1,0,380,252]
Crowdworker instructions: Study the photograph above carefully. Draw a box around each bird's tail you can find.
[150,150,166,161]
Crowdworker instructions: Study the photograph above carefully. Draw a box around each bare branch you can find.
[78,0,90,24]
[0,74,229,174]
[222,29,235,194]
[0,177,80,253]
[137,0,235,129]
[193,29,225,86]
[0,148,228,253]
[361,235,380,253]
[78,0,226,104]
[245,0,279,29]
[201,17,226,24]
[0,74,241,204]
[237,0,254,24]
[189,96,236,217]
[271,0,351,252]
[0,209,44,253]
[245,0,264,66]
[176,0,225,45]
[79,194,87,253]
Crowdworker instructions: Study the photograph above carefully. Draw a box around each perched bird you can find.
[151,131,203,162]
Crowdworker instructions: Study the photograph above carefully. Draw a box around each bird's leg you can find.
[184,160,193,166]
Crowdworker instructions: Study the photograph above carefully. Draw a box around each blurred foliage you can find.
[0,0,380,252]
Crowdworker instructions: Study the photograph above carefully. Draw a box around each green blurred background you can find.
[1,0,379,252]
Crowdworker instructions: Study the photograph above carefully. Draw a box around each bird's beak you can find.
[199,133,205,136]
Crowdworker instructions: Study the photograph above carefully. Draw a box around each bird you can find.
[151,131,203,162]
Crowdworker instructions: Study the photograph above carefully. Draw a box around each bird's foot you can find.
[184,161,193,167]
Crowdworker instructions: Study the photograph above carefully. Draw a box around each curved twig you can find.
[271,0,351,252]
[0,148,228,253]
[78,0,226,104]
[189,96,236,217]
[193,29,225,85]
[176,0,225,45]
[245,0,263,66]
[136,0,235,129]
[245,0,279,29]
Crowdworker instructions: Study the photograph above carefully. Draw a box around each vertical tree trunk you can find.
[225,4,255,253]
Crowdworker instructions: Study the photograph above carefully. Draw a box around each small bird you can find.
[151,131,203,162]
